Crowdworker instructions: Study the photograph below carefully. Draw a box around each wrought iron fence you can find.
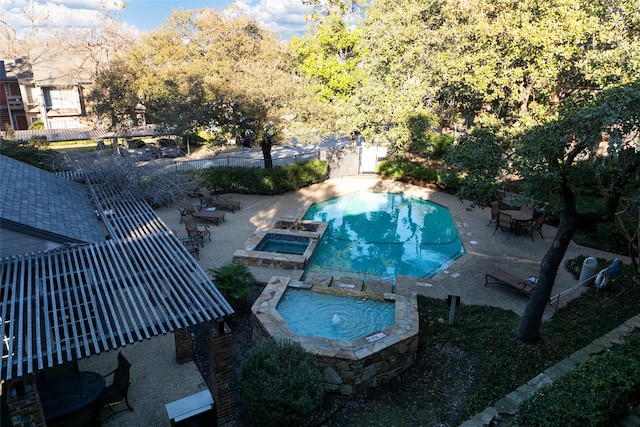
[162,151,321,173]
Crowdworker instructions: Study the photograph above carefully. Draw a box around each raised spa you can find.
[233,220,327,270]
[254,233,311,255]
[251,277,419,395]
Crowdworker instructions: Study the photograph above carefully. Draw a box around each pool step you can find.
[365,279,393,294]
[304,273,333,287]
[333,277,364,291]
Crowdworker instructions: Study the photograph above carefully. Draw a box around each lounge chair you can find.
[184,215,211,247]
[484,269,536,298]
[198,188,241,212]
[179,198,225,226]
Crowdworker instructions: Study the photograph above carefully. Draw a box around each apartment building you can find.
[1,46,95,131]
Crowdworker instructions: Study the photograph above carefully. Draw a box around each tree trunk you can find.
[515,211,577,342]
[261,138,273,169]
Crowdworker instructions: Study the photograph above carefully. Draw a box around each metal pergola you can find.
[1,172,233,381]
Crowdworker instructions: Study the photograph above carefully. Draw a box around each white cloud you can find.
[1,0,311,42]
[231,0,313,39]
[1,0,125,38]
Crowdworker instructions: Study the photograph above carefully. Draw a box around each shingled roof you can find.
[0,155,105,246]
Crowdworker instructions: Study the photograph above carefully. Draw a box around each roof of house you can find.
[1,57,33,81]
[0,158,234,380]
[2,125,160,143]
[0,155,105,245]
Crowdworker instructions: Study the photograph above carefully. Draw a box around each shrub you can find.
[208,262,255,302]
[240,339,324,427]
[0,139,60,171]
[29,135,49,149]
[515,335,640,427]
[189,160,327,195]
[376,158,441,185]
[409,132,454,159]
[28,120,45,130]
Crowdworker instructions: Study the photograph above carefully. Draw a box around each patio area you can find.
[6,176,624,427]
[161,177,627,318]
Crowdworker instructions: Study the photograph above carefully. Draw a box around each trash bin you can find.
[578,257,598,285]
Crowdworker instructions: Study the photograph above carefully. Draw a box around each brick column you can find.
[5,379,46,427]
[174,326,193,364]
[209,320,236,427]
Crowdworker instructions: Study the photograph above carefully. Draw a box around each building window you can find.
[43,87,79,110]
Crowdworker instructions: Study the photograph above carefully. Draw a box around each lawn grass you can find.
[418,258,639,418]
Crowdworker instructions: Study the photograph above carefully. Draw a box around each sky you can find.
[1,0,315,41]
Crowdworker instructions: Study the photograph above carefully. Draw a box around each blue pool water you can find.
[277,288,395,341]
[303,191,464,281]
[254,233,310,255]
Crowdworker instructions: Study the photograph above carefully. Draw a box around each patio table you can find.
[499,209,533,234]
[38,371,105,421]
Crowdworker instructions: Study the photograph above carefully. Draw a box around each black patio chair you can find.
[96,352,134,422]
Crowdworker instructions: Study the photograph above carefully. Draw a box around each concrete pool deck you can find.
[85,176,630,426]
[165,176,627,318]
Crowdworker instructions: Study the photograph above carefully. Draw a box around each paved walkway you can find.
[81,176,630,426]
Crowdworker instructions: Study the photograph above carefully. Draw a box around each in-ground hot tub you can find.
[254,233,311,255]
[233,220,327,270]
[251,277,419,395]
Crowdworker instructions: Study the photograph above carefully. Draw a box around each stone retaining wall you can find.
[251,277,420,395]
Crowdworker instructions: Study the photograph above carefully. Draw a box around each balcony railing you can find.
[5,95,24,109]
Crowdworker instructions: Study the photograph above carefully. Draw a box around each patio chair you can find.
[484,269,536,298]
[521,213,545,242]
[493,212,514,238]
[96,352,133,422]
[184,214,211,247]
[179,198,225,226]
[198,187,241,212]
[520,205,534,218]
[487,201,500,226]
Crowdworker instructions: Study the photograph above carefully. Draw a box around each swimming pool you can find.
[302,191,464,281]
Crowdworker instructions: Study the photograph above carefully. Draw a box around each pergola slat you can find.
[75,248,102,356]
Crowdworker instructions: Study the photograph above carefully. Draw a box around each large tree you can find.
[448,82,640,342]
[90,57,141,136]
[346,0,640,150]
[123,7,306,166]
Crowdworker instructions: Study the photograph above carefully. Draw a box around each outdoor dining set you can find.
[34,352,133,426]
[489,200,546,241]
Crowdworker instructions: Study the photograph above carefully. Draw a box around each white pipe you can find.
[549,266,611,306]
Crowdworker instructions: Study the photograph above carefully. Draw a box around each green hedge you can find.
[376,158,440,184]
[189,159,327,195]
[240,339,323,426]
[515,335,640,427]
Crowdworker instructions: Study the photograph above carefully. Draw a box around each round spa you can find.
[251,277,420,395]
